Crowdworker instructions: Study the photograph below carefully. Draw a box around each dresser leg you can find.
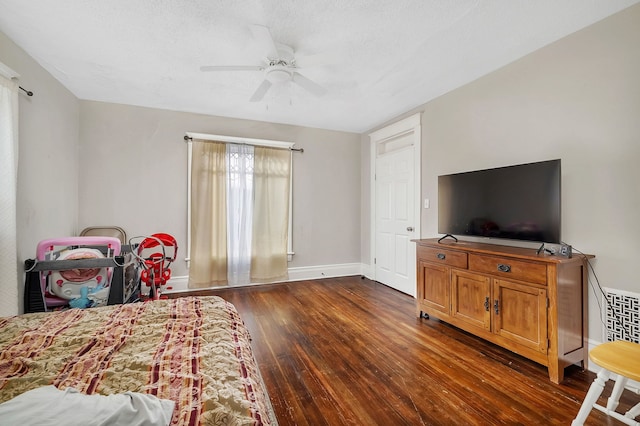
[548,361,563,384]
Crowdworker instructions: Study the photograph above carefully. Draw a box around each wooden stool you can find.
[572,340,640,425]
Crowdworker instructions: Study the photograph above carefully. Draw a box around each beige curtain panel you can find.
[189,141,228,288]
[251,146,291,283]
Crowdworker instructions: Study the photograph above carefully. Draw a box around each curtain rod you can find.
[0,62,32,95]
[183,135,304,153]
[19,86,33,96]
[0,61,29,95]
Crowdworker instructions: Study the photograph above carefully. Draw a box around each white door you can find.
[370,114,421,296]
[375,146,416,294]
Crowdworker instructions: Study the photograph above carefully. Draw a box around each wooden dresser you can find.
[414,238,592,383]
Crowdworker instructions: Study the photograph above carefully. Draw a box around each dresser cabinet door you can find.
[492,279,548,354]
[451,270,491,332]
[418,260,450,317]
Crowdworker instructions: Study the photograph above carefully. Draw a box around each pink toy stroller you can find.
[130,233,178,300]
[36,236,121,309]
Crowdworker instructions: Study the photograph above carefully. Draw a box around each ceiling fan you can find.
[200,25,327,102]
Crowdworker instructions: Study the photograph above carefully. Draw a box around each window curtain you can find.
[188,141,291,288]
[189,141,228,288]
[226,143,254,286]
[0,76,19,316]
[251,146,291,283]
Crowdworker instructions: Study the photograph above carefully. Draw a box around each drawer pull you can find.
[436,253,446,260]
[497,263,511,273]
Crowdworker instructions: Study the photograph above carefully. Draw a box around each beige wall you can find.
[1,31,80,311]
[79,101,362,278]
[362,4,640,343]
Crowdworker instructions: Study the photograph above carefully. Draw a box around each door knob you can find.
[406,227,414,232]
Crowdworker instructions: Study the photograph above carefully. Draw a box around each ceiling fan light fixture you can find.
[201,25,325,102]
[265,65,292,84]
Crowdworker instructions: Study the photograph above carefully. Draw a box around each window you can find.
[186,132,295,288]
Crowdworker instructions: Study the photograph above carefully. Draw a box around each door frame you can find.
[369,113,422,288]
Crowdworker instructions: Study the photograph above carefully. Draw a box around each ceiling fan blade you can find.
[200,65,263,72]
[249,24,279,59]
[249,79,273,102]
[292,72,327,97]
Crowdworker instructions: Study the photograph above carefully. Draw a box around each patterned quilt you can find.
[0,296,276,426]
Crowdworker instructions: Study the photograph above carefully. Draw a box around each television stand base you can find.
[438,234,458,243]
[537,243,555,255]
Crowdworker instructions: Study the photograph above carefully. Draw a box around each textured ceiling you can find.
[0,0,638,133]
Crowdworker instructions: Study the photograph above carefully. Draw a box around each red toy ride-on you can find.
[130,233,178,301]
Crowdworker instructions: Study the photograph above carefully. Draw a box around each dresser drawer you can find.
[469,254,547,285]
[417,246,468,269]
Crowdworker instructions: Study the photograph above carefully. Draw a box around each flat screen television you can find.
[438,159,561,244]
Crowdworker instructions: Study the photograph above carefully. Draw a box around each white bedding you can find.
[0,385,174,426]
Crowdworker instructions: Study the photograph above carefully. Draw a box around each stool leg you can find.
[572,369,611,426]
[607,374,628,412]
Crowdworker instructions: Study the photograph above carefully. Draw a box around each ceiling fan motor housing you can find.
[266,64,293,83]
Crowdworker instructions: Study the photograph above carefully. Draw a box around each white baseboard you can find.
[586,337,601,374]
[360,263,374,281]
[287,262,362,282]
[167,262,367,293]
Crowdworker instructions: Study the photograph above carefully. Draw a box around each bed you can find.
[0,296,277,425]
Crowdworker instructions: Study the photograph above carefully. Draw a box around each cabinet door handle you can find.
[484,296,490,312]
[436,253,446,260]
[494,299,499,314]
[497,263,511,273]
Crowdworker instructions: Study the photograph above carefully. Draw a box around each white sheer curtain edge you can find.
[226,143,254,286]
[0,75,20,316]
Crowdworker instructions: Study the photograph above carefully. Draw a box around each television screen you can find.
[438,159,561,244]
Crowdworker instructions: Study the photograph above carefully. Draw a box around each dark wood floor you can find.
[174,276,635,425]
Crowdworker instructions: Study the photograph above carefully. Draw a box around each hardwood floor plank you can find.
[170,276,634,425]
